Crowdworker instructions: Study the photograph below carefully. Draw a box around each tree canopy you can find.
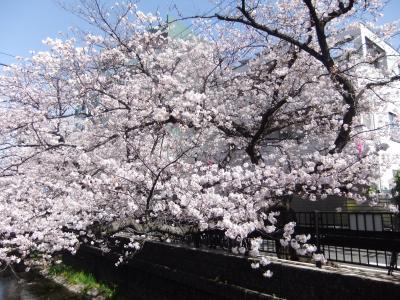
[0,0,399,274]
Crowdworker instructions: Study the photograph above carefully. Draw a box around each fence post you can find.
[193,232,200,248]
[314,210,322,268]
[388,212,400,275]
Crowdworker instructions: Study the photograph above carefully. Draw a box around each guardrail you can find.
[174,211,400,274]
[263,211,400,273]
[297,211,399,272]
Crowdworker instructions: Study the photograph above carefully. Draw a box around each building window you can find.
[389,112,399,129]
[389,112,400,142]
[365,37,386,69]
[362,114,373,130]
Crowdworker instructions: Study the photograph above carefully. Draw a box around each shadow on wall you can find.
[63,241,400,300]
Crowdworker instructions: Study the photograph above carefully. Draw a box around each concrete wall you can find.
[63,241,400,300]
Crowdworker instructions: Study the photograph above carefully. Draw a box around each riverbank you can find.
[0,263,115,300]
[0,266,82,300]
[63,241,400,300]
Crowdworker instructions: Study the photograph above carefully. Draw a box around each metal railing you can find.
[173,211,400,274]
[283,211,399,272]
[296,211,398,232]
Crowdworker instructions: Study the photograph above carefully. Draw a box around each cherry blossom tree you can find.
[0,0,398,274]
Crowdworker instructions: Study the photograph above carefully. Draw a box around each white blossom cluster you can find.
[0,1,398,274]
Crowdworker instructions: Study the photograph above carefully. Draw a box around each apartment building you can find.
[291,24,400,212]
[349,24,400,194]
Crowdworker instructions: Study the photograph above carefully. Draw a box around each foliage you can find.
[390,170,400,213]
[48,263,115,299]
[393,171,400,196]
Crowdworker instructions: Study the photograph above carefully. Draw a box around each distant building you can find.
[349,24,400,194]
[293,24,400,212]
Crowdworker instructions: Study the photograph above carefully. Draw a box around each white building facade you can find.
[345,24,400,194]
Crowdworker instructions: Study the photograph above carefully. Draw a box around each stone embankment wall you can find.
[64,241,400,300]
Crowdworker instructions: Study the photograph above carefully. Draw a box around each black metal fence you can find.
[295,211,400,272]
[257,211,400,273]
[296,211,399,232]
[176,211,400,274]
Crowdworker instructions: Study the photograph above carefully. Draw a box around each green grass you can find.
[48,264,116,299]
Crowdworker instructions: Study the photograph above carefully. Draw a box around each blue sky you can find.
[0,0,215,65]
[0,0,399,66]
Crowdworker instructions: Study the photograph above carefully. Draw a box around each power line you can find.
[188,1,237,39]
[171,0,230,38]
[0,51,16,68]
[170,0,235,39]
[0,51,16,58]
